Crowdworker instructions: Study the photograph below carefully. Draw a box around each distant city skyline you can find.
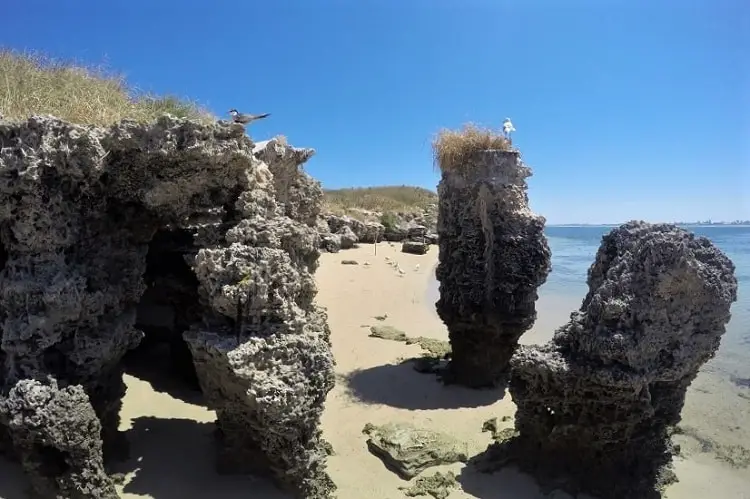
[2,1,747,224]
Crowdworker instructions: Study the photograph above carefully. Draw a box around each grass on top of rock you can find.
[432,123,513,172]
[323,185,437,219]
[0,50,215,126]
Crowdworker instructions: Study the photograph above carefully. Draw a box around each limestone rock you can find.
[320,233,342,253]
[362,422,468,479]
[402,241,429,255]
[487,221,738,499]
[0,379,117,499]
[337,225,358,250]
[435,150,551,388]
[399,471,458,499]
[0,115,336,498]
[407,225,428,241]
[369,325,408,341]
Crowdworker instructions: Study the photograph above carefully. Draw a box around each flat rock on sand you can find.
[362,422,469,479]
[400,471,458,499]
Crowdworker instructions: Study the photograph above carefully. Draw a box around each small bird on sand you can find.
[414,264,420,272]
[229,109,271,125]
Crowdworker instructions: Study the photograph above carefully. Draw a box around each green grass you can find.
[323,185,437,219]
[0,49,215,126]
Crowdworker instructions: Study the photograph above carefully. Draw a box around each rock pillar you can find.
[435,149,551,388]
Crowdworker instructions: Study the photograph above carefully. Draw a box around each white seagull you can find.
[502,117,516,141]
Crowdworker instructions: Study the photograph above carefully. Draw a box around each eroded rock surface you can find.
[399,471,458,499]
[481,221,738,498]
[0,379,117,499]
[362,422,468,479]
[402,241,429,255]
[435,150,551,388]
[0,115,335,498]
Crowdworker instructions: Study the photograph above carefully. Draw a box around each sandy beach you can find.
[0,243,748,499]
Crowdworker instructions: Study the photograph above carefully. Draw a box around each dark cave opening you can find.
[122,227,203,401]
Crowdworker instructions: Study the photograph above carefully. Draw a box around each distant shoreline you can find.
[547,224,750,228]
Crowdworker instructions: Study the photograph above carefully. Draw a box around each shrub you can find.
[0,49,215,126]
[432,123,512,172]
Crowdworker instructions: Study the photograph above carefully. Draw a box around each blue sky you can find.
[2,0,748,224]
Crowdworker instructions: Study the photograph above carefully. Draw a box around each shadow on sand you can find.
[343,359,503,410]
[122,343,206,407]
[115,416,291,499]
[0,456,28,499]
[457,462,590,499]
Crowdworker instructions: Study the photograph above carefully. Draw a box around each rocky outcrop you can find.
[320,214,384,248]
[0,116,335,498]
[0,379,117,498]
[318,212,437,250]
[434,150,551,388]
[481,222,738,498]
[402,241,429,255]
[362,422,468,479]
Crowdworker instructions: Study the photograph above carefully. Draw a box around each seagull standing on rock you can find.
[502,117,516,142]
[229,109,271,125]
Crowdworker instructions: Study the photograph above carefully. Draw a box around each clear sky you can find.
[2,0,748,224]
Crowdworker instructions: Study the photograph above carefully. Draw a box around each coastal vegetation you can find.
[323,185,437,219]
[0,50,214,125]
[432,123,512,172]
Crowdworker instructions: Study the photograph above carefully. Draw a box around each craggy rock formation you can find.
[435,150,551,388]
[321,214,384,248]
[402,241,429,255]
[399,471,458,499]
[0,115,335,498]
[362,422,468,479]
[483,222,738,498]
[0,379,117,498]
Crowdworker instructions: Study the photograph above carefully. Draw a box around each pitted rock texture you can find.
[253,138,321,229]
[402,241,429,255]
[0,379,117,499]
[0,115,335,498]
[435,150,551,388]
[321,214,384,246]
[485,221,738,499]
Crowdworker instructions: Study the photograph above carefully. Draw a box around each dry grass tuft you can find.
[432,123,512,172]
[323,186,437,219]
[0,49,215,126]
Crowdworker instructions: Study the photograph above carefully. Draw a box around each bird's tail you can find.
[255,113,271,120]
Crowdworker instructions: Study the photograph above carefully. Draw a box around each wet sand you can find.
[0,243,748,498]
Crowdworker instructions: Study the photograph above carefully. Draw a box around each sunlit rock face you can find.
[435,149,551,389]
[0,116,335,498]
[488,221,738,499]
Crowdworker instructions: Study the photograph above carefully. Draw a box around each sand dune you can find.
[0,243,748,498]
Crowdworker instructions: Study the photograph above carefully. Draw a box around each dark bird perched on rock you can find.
[228,109,270,125]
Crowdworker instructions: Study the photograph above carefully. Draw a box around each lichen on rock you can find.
[362,422,468,479]
[0,115,336,498]
[399,471,458,499]
[434,149,551,388]
[479,221,738,499]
